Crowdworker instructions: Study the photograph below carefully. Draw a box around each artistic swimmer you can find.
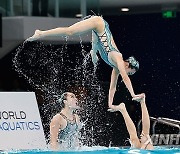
[27,16,143,110]
[50,92,81,150]
[109,93,154,150]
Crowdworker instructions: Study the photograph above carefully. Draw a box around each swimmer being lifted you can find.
[27,16,143,110]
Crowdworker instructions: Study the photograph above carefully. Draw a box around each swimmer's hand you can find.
[26,30,43,42]
[90,50,99,66]
[132,93,145,102]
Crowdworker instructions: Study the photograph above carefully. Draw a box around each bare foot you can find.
[108,105,117,112]
[108,103,125,112]
[26,30,43,41]
[115,103,126,112]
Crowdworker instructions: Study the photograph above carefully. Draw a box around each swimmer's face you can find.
[125,68,136,76]
[65,92,79,109]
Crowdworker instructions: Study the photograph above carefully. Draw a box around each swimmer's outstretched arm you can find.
[109,52,144,103]
[108,59,143,110]
[27,16,104,41]
[108,68,119,108]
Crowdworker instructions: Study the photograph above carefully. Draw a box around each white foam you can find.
[74,146,119,151]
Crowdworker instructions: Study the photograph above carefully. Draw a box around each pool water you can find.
[2,146,180,154]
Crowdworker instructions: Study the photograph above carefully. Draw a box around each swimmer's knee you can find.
[91,16,104,32]
[93,16,104,25]
[92,16,103,21]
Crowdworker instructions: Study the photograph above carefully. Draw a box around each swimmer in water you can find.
[109,93,154,150]
[27,16,143,110]
[50,92,81,150]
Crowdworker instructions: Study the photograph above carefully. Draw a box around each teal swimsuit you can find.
[92,17,121,67]
[58,113,78,149]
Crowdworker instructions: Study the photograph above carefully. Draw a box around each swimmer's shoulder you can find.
[51,113,66,124]
[50,113,67,129]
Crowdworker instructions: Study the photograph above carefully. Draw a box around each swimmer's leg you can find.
[116,103,141,148]
[138,94,154,149]
[27,16,105,41]
[139,94,150,135]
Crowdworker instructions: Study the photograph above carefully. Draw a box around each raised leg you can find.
[116,103,141,148]
[27,16,104,41]
[140,94,150,135]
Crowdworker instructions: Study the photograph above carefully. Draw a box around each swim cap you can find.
[126,56,139,71]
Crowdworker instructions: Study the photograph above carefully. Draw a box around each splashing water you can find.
[13,36,106,146]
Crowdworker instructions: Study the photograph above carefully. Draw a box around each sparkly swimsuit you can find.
[58,113,78,149]
[92,17,121,67]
